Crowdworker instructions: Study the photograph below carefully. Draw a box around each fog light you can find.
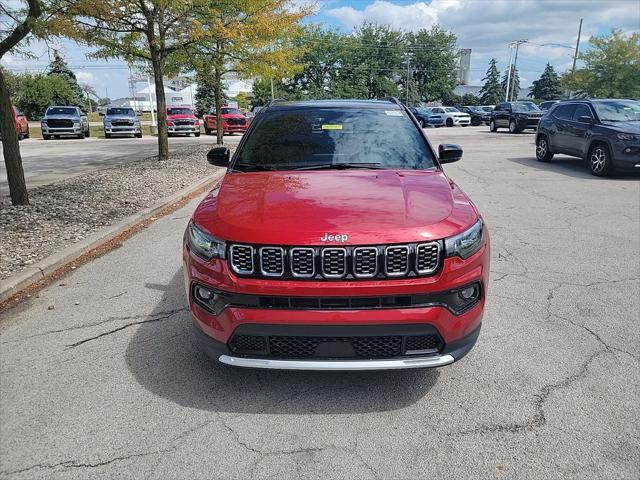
[459,285,478,300]
[196,286,213,300]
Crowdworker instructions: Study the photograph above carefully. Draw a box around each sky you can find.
[2,0,639,99]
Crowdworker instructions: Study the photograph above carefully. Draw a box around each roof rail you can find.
[266,98,288,107]
[379,96,403,106]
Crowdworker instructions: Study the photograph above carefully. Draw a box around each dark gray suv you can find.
[536,99,640,176]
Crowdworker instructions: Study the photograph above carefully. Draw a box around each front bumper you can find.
[41,126,83,134]
[105,126,141,135]
[452,117,471,125]
[611,140,640,170]
[516,117,541,128]
[183,234,489,370]
[168,125,199,134]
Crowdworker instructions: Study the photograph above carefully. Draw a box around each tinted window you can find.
[572,104,593,121]
[235,107,436,171]
[46,107,77,116]
[222,108,241,115]
[512,102,540,112]
[592,100,640,122]
[106,108,135,116]
[167,107,193,115]
[554,104,576,120]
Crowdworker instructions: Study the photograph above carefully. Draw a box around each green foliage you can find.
[47,50,84,104]
[501,65,519,100]
[194,70,215,116]
[528,63,562,100]
[479,59,502,105]
[562,30,640,98]
[407,26,458,103]
[461,93,481,105]
[13,73,78,118]
[441,90,461,107]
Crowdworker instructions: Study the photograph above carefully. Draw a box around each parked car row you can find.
[409,105,495,128]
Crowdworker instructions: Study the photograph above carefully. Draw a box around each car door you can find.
[550,104,577,153]
[495,103,510,127]
[567,104,595,157]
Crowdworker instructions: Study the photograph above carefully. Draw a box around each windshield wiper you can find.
[233,163,279,171]
[291,162,384,171]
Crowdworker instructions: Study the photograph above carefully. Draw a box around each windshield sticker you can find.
[385,110,404,116]
[321,124,343,130]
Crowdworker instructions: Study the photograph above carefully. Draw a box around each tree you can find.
[407,26,458,103]
[14,73,78,119]
[194,70,214,116]
[501,65,520,100]
[479,58,502,105]
[65,0,203,160]
[188,0,309,144]
[461,93,481,106]
[0,0,42,205]
[528,63,562,100]
[47,50,83,104]
[562,29,640,98]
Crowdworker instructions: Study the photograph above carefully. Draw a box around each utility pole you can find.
[505,43,514,102]
[572,18,583,73]
[405,57,411,105]
[509,39,527,101]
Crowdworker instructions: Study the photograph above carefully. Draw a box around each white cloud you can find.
[75,71,95,85]
[325,0,639,85]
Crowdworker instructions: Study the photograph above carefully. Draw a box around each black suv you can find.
[536,99,640,176]
[489,101,544,133]
[461,106,490,126]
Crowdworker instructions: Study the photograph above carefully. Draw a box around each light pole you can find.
[505,43,514,102]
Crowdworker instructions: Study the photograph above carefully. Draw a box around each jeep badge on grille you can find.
[320,233,349,242]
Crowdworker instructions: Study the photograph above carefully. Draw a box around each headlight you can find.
[617,133,638,141]
[445,219,484,259]
[104,122,112,127]
[188,222,226,260]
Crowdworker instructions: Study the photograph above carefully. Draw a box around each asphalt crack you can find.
[64,308,186,349]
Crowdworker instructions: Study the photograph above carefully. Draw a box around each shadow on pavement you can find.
[125,269,440,414]
[509,156,640,180]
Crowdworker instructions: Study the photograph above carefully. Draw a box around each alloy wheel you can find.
[590,147,607,174]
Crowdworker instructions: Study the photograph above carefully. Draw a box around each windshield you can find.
[444,107,459,112]
[106,108,135,116]
[592,100,640,122]
[222,108,241,115]
[481,106,493,112]
[167,107,193,115]
[46,107,76,116]
[234,107,436,171]
[512,102,540,112]
[466,106,482,112]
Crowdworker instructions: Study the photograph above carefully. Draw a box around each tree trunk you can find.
[214,68,223,145]
[151,54,169,161]
[0,68,29,205]
[214,50,224,145]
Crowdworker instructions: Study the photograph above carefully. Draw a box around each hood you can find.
[222,113,246,119]
[602,121,640,134]
[44,113,79,118]
[193,170,478,245]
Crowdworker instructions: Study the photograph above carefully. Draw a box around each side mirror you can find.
[438,144,463,164]
[577,115,594,124]
[99,112,105,116]
[207,147,230,167]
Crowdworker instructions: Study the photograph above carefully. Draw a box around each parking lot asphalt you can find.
[0,134,241,191]
[0,126,638,479]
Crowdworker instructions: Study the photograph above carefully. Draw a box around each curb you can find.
[0,170,225,308]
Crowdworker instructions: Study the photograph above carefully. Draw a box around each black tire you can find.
[136,132,142,138]
[195,131,201,137]
[588,143,613,177]
[489,119,497,132]
[471,117,480,126]
[24,130,29,139]
[204,127,211,135]
[446,118,454,127]
[509,120,520,134]
[43,134,51,140]
[105,132,111,138]
[420,119,426,128]
[536,136,554,162]
[461,124,468,127]
[85,128,90,138]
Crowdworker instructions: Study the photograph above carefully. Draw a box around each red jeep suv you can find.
[183,99,489,370]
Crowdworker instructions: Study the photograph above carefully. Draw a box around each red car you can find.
[203,107,249,135]
[166,106,200,137]
[0,106,29,140]
[184,99,489,371]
